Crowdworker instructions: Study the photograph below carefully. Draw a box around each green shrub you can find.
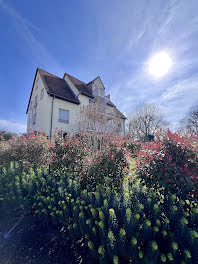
[136,130,198,198]
[124,140,142,157]
[0,132,51,171]
[81,142,130,190]
[1,164,197,264]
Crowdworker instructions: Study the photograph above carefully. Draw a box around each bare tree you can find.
[79,101,122,153]
[127,102,169,141]
[179,104,198,135]
[79,101,121,135]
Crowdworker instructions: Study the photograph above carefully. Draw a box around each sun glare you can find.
[148,51,173,78]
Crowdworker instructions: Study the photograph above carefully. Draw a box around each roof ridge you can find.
[38,68,61,79]
[64,72,86,84]
[86,76,100,86]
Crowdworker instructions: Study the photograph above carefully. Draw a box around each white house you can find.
[26,68,126,136]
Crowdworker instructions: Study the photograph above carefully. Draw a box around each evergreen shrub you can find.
[1,164,197,264]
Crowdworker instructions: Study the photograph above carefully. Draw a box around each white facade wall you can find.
[27,72,51,134]
[50,94,89,136]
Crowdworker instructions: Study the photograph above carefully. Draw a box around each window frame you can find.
[58,108,69,123]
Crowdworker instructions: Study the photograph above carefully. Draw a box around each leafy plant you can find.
[136,130,198,197]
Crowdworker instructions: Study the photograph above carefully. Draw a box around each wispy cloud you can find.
[0,0,63,75]
[161,75,198,101]
[105,0,198,130]
[0,120,26,134]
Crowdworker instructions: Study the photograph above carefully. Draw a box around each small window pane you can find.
[59,109,69,122]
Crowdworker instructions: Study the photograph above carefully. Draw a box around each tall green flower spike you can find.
[98,246,105,255]
[162,230,167,237]
[131,237,137,245]
[153,226,159,232]
[108,230,115,243]
[109,208,115,218]
[79,212,84,218]
[167,253,174,261]
[99,221,104,230]
[90,208,96,218]
[179,199,185,206]
[172,242,178,252]
[145,219,151,227]
[156,219,161,226]
[181,217,188,226]
[139,251,143,259]
[138,203,144,210]
[151,241,158,251]
[88,241,94,251]
[134,213,140,221]
[99,210,105,221]
[92,226,96,235]
[113,256,119,264]
[126,208,132,220]
[103,199,108,208]
[160,254,166,263]
[124,192,129,200]
[147,197,152,204]
[153,204,159,211]
[120,228,126,237]
[184,250,191,259]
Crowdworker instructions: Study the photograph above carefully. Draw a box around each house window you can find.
[40,88,44,100]
[59,109,69,123]
[36,78,39,89]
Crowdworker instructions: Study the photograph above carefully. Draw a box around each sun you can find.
[148,51,173,78]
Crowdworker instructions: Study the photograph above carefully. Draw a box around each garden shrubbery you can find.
[136,130,198,198]
[0,131,52,171]
[0,130,198,263]
[80,141,130,190]
[0,164,197,264]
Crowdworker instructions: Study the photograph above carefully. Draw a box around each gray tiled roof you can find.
[26,68,126,119]
[64,73,93,98]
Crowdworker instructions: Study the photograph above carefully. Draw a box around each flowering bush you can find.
[50,132,88,175]
[0,132,52,171]
[136,130,198,197]
[124,140,142,157]
[80,141,130,190]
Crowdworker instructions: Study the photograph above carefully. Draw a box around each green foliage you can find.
[136,130,198,198]
[1,165,197,264]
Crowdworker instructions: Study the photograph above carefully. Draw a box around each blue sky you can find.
[0,0,198,133]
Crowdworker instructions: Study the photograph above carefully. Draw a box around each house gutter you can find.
[50,95,55,137]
